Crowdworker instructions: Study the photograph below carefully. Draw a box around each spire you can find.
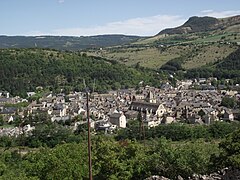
[146,91,156,103]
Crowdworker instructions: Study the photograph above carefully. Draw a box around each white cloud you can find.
[58,0,64,4]
[49,15,186,36]
[26,10,240,37]
[16,8,240,37]
[200,10,240,18]
[26,30,45,36]
[201,10,214,14]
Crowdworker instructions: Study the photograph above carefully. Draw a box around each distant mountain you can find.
[158,15,240,35]
[0,34,141,50]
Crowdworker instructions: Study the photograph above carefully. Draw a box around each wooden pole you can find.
[86,91,93,180]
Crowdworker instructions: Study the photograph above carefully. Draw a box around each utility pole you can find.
[86,88,93,180]
[92,78,96,94]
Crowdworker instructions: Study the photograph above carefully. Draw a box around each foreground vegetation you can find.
[0,115,240,179]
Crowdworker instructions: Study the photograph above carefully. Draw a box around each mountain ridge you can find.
[157,15,240,35]
[0,34,141,50]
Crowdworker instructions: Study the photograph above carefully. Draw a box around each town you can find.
[1,77,239,137]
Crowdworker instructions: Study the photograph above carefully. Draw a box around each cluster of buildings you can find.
[0,79,240,136]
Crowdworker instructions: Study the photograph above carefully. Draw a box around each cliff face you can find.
[157,15,240,35]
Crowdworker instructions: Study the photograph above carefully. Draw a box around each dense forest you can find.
[0,48,162,96]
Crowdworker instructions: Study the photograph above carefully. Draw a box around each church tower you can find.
[146,91,156,103]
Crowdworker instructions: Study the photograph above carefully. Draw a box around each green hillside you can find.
[0,49,162,96]
[86,42,238,70]
[185,47,240,83]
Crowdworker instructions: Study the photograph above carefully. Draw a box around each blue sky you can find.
[1,0,240,36]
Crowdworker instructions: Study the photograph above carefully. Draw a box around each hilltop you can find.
[158,15,240,35]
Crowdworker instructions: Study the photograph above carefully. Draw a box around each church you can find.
[129,91,167,127]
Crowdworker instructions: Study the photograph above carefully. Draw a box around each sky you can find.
[1,0,240,37]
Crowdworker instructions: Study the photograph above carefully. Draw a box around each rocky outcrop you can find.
[145,167,240,180]
[145,175,170,180]
[190,167,240,180]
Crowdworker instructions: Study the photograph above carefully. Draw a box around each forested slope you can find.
[0,49,161,96]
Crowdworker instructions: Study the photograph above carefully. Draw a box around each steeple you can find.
[146,91,156,103]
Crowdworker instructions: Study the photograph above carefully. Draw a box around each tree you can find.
[23,143,88,179]
[92,136,149,179]
[221,97,236,108]
[214,129,240,169]
[24,123,72,148]
[93,137,132,179]
[0,115,4,126]
[149,138,219,179]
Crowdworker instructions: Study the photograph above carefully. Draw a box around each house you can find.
[177,80,193,90]
[71,107,86,117]
[232,109,240,120]
[160,82,173,90]
[51,115,70,123]
[2,115,15,124]
[109,112,126,128]
[27,92,36,97]
[162,116,175,124]
[202,114,218,125]
[96,121,117,133]
[188,114,204,124]
[0,91,10,98]
[134,94,145,100]
[0,98,14,105]
[199,78,206,84]
[144,118,160,128]
[73,119,95,131]
[23,124,35,133]
[0,107,18,116]
[199,108,219,124]
[125,110,139,120]
[52,104,67,117]
[223,110,234,121]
